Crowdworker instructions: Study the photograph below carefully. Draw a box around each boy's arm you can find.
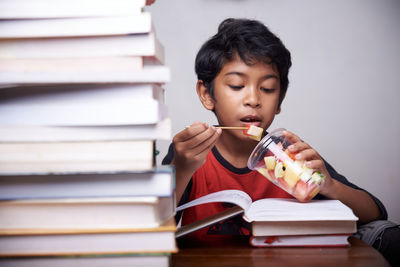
[171,122,221,202]
[319,176,381,223]
[283,131,382,224]
[314,160,388,222]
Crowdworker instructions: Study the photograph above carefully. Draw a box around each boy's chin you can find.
[238,134,260,143]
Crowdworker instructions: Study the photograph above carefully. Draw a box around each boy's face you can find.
[198,56,282,141]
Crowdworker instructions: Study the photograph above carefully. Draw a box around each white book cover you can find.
[251,220,357,237]
[0,254,170,267]
[0,13,152,38]
[0,64,170,85]
[0,218,177,256]
[0,56,143,72]
[0,196,175,229]
[0,140,155,174]
[0,0,146,19]
[0,118,171,142]
[0,83,168,126]
[0,32,164,63]
[0,167,175,199]
[250,234,351,247]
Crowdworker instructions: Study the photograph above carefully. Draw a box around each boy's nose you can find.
[244,87,261,108]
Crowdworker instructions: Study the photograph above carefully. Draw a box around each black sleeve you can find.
[161,142,175,165]
[314,158,388,221]
[162,143,193,223]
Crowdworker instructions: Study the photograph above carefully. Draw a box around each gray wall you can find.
[147,0,400,223]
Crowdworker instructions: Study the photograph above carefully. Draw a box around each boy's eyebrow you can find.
[225,71,245,77]
[225,72,279,80]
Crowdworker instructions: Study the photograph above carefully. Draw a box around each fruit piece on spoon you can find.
[243,125,264,141]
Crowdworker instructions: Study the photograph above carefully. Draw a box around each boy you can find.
[163,18,397,263]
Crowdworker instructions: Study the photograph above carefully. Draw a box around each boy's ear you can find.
[275,90,287,114]
[196,80,215,111]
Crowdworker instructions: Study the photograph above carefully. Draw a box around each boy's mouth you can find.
[240,115,262,126]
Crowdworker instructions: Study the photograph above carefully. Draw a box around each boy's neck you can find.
[215,133,257,169]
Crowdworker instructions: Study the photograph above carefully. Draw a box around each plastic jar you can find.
[247,128,325,202]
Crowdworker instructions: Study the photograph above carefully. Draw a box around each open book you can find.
[175,190,358,238]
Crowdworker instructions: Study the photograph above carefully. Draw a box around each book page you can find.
[176,189,252,212]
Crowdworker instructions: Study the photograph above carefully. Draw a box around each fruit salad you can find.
[243,125,264,141]
[256,141,325,202]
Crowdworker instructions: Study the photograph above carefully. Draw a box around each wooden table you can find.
[172,236,389,267]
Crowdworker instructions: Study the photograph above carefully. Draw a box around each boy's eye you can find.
[229,85,244,90]
[261,87,275,93]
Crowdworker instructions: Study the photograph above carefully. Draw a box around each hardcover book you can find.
[0,13,152,38]
[0,32,164,62]
[250,234,352,247]
[0,84,168,126]
[0,167,175,200]
[0,196,175,229]
[0,218,177,256]
[0,140,156,174]
[0,0,146,19]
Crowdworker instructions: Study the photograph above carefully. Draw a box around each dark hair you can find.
[195,18,292,106]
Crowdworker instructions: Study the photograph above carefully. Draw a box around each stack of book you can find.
[0,0,177,266]
[246,198,358,247]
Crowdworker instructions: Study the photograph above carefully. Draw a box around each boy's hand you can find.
[172,122,221,201]
[282,130,381,223]
[282,130,334,196]
[173,122,221,172]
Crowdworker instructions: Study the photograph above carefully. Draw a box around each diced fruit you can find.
[311,171,325,185]
[308,186,320,199]
[257,167,273,181]
[277,177,292,194]
[244,125,264,141]
[274,162,286,178]
[264,156,276,170]
[293,180,308,202]
[294,160,305,169]
[300,165,313,182]
[265,150,274,157]
[267,142,290,162]
[268,170,275,180]
[283,161,301,188]
[284,148,296,160]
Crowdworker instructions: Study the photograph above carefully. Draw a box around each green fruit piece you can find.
[311,171,325,185]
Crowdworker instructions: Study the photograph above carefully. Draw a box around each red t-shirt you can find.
[180,147,294,245]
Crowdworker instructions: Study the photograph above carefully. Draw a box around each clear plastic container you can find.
[247,128,325,202]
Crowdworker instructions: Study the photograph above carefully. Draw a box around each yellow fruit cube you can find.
[246,125,263,141]
[257,167,273,181]
[283,161,301,188]
[264,156,276,170]
[308,187,320,199]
